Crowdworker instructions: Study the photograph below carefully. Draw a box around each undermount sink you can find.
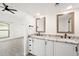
[31,35,45,39]
[57,38,79,44]
[36,34,44,36]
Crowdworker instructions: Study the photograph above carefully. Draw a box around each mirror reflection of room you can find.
[57,12,74,33]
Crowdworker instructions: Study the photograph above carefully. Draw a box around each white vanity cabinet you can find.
[54,41,78,56]
[28,37,54,56]
[33,38,45,56]
[28,38,45,56]
[28,37,79,56]
[46,40,54,56]
[32,39,54,56]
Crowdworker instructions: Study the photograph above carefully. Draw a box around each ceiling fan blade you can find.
[2,3,7,7]
[9,9,17,11]
[8,10,15,14]
[0,6,4,8]
[2,9,5,11]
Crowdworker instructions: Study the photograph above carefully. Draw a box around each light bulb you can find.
[67,5,73,10]
[36,13,40,16]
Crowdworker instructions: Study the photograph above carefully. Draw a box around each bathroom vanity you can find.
[27,11,79,56]
[28,35,79,56]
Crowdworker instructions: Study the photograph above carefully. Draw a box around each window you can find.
[0,22,10,38]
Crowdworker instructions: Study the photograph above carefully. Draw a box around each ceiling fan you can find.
[0,3,17,14]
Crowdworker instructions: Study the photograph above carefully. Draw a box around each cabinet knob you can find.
[29,50,31,51]
[29,40,31,41]
[29,45,31,46]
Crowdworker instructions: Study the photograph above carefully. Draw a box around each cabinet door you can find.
[33,39,45,56]
[46,40,54,56]
[54,41,77,56]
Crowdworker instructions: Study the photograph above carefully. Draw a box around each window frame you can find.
[0,22,10,39]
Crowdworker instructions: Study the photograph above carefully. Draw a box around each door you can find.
[54,41,77,56]
[33,39,45,56]
[46,40,54,56]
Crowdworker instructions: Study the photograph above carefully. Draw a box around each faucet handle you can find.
[65,33,67,36]
[61,36,63,38]
[68,36,71,39]
[64,33,67,39]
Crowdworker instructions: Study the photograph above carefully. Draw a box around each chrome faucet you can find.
[36,32,40,36]
[61,33,67,39]
[63,33,71,39]
[64,33,67,39]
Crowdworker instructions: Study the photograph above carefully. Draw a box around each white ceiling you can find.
[0,3,79,16]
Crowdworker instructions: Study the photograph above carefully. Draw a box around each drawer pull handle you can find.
[75,47,78,52]
[45,41,47,45]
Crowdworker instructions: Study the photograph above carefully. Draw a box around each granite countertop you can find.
[30,35,79,45]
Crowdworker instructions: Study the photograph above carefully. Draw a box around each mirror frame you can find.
[36,17,46,33]
[57,12,74,34]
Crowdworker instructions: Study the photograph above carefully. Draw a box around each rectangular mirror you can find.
[57,12,74,33]
[36,17,46,33]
